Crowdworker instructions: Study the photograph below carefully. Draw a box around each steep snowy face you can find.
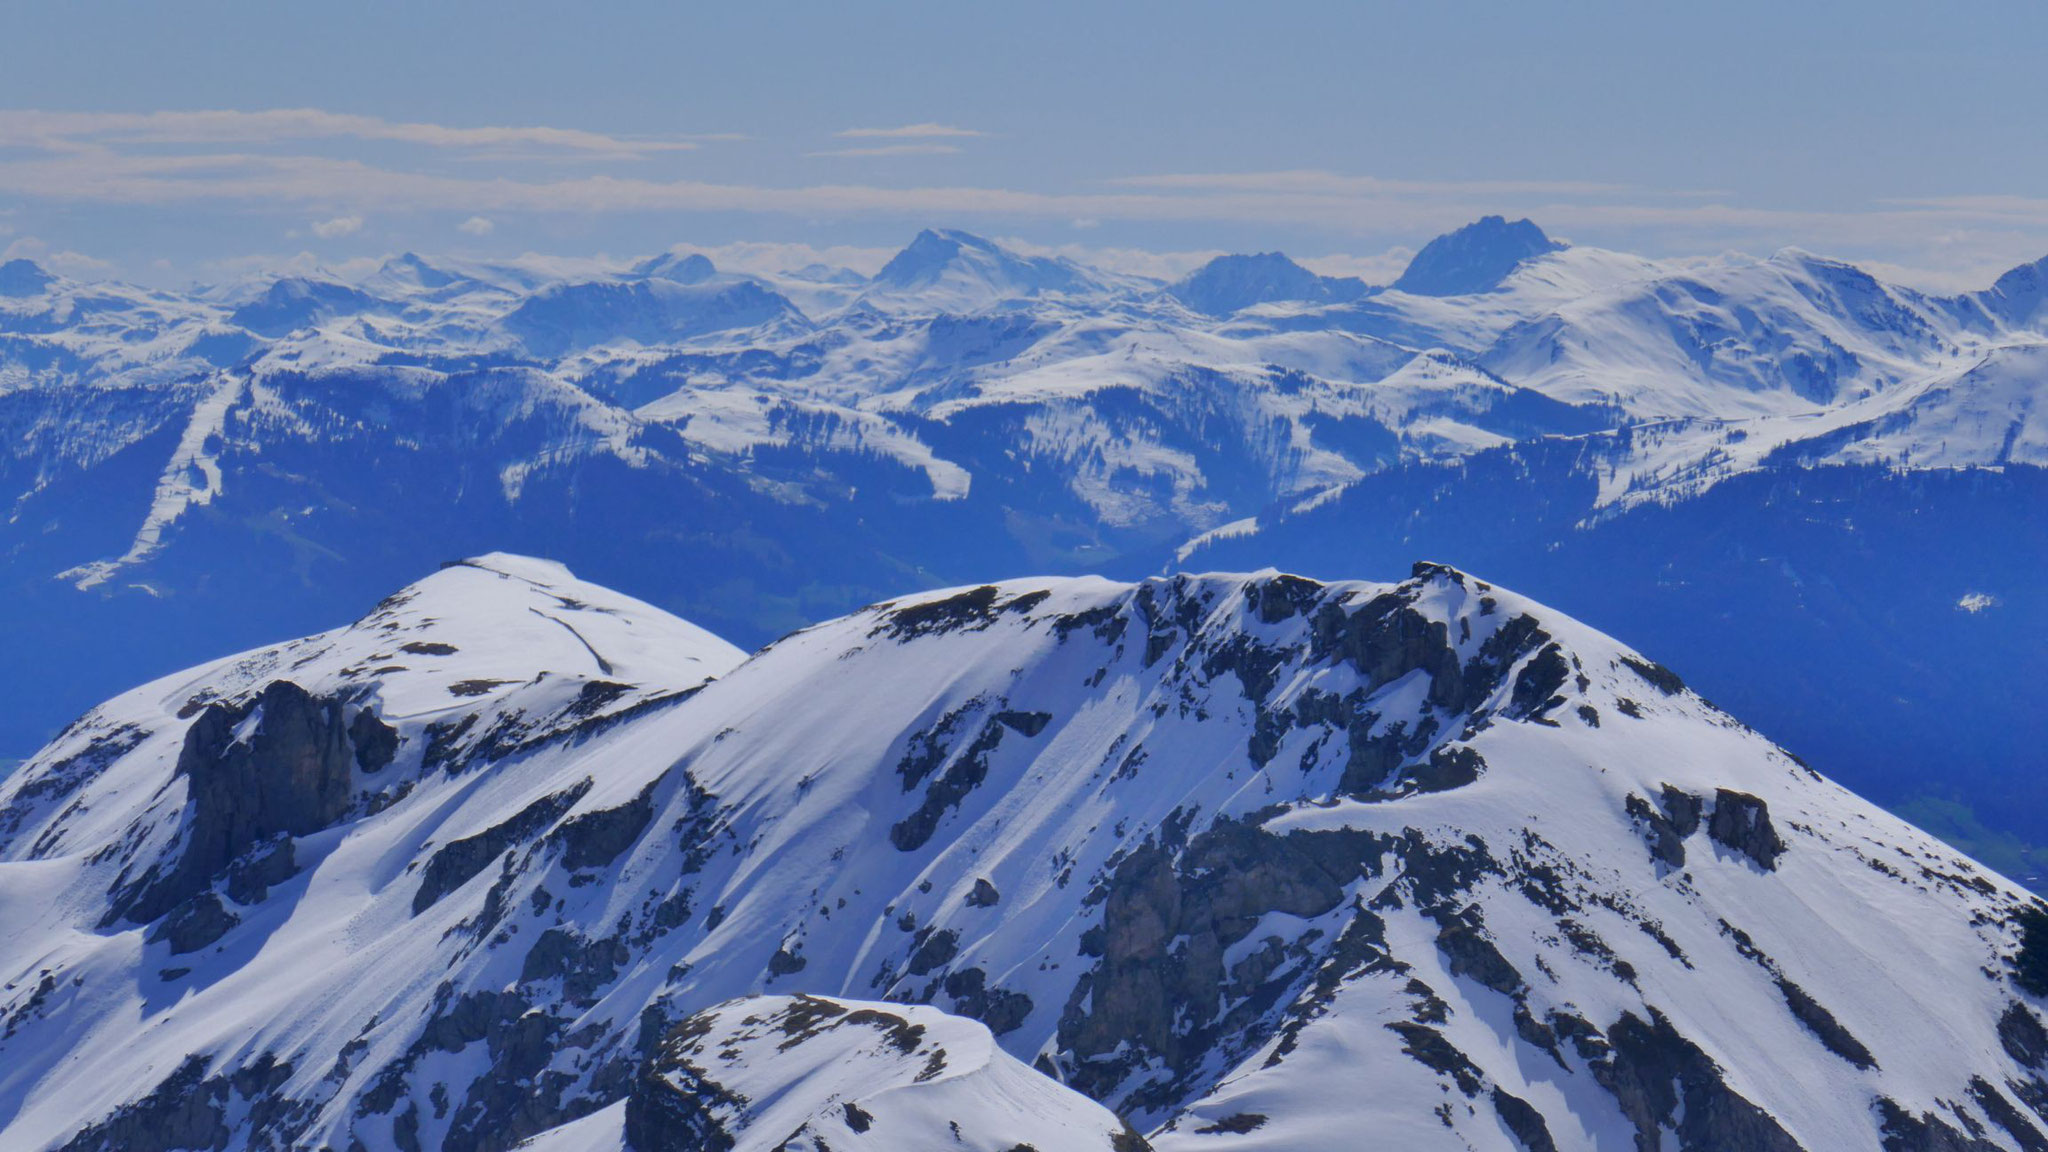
[502,278,809,357]
[0,555,743,1151]
[628,251,718,286]
[1167,253,1368,316]
[1566,338,2048,507]
[1478,249,1971,420]
[0,551,742,890]
[230,278,395,338]
[0,259,56,298]
[1392,216,1567,297]
[3,557,2046,1151]
[1982,255,2048,329]
[864,229,1118,312]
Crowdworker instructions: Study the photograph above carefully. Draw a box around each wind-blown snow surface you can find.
[3,556,2046,1151]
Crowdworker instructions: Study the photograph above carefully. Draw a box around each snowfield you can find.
[3,553,2046,1150]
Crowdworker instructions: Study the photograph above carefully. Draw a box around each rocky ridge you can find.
[0,556,2043,1150]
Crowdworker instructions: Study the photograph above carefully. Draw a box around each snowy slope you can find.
[3,223,2048,1041]
[615,994,1148,1152]
[11,225,2046,622]
[1476,249,1972,419]
[3,555,2047,1151]
[861,228,1133,314]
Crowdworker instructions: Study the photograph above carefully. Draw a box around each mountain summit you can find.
[1393,216,1567,296]
[869,228,1104,310]
[3,555,2045,1150]
[0,258,57,298]
[1167,251,1369,315]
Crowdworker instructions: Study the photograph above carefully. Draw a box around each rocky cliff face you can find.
[1,555,2044,1151]
[108,679,389,935]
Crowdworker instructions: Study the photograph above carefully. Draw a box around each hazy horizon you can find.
[6,1,2048,293]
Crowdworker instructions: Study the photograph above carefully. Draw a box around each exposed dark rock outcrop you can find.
[2013,906,2048,998]
[149,892,239,955]
[414,781,592,914]
[2002,1001,2048,1068]
[1491,1086,1560,1152]
[551,782,657,871]
[893,708,1050,852]
[111,681,375,926]
[1876,1096,2006,1151]
[0,724,150,851]
[56,1054,300,1152]
[1775,976,1876,1070]
[1193,1113,1268,1134]
[1970,1077,2048,1152]
[1057,816,1397,1112]
[1621,655,1687,697]
[521,927,630,1006]
[1709,790,1786,870]
[350,708,400,773]
[943,966,1033,1035]
[1433,906,1524,997]
[1719,920,1876,1069]
[1627,792,1688,867]
[624,1026,742,1152]
[1386,1020,1484,1095]
[1591,1010,1802,1152]
[874,584,1048,641]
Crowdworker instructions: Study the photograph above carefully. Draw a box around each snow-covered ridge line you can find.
[3,554,2046,1150]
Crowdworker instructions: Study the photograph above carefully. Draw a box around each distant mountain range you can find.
[0,217,2043,874]
[5,554,2046,1149]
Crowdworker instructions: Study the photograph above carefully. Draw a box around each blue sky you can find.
[4,0,2048,289]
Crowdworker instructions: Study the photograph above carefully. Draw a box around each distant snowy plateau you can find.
[1,216,2045,858]
[7,553,2048,1150]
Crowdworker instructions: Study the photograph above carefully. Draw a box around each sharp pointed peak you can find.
[1393,216,1566,297]
[0,258,57,298]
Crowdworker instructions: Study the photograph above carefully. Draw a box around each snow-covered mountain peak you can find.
[0,258,56,299]
[2,558,2047,1149]
[229,276,393,338]
[1392,216,1568,297]
[1166,252,1369,317]
[501,276,809,356]
[372,252,467,293]
[1984,253,2048,328]
[629,251,719,285]
[866,228,1110,312]
[0,551,743,864]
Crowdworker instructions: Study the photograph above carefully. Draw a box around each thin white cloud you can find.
[0,109,712,159]
[458,215,494,236]
[809,143,962,158]
[1109,169,1654,199]
[1,235,113,275]
[194,250,385,284]
[311,214,364,239]
[656,241,900,278]
[1296,248,1417,284]
[835,123,984,139]
[3,119,2047,285]
[43,249,115,276]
